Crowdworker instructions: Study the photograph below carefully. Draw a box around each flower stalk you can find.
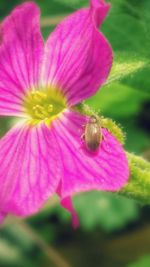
[120,152,150,205]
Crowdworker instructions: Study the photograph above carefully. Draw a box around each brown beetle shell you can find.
[84,116,102,152]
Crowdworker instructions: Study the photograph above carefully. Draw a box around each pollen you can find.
[23,88,66,124]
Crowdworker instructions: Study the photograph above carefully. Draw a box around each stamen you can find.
[48,104,53,112]
[23,88,66,124]
[30,91,47,101]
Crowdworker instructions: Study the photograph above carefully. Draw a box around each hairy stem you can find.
[119,152,150,205]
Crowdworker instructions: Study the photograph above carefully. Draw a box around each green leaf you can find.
[0,0,20,17]
[102,1,150,55]
[106,57,148,86]
[36,0,74,15]
[123,65,150,93]
[55,191,139,232]
[52,0,87,9]
[86,82,150,119]
[124,119,150,153]
[73,192,139,231]
[127,255,150,267]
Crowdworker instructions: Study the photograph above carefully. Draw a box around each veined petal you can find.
[42,0,112,106]
[0,2,44,116]
[0,122,61,218]
[53,110,129,199]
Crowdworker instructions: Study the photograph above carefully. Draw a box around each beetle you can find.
[83,115,102,152]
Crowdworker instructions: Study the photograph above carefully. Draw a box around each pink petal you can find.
[60,196,79,229]
[0,2,44,116]
[90,0,111,26]
[0,123,60,218]
[53,110,129,199]
[42,0,112,106]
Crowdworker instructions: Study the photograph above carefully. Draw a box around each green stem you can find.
[120,152,150,205]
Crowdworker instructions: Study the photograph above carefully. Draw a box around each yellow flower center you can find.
[24,88,66,125]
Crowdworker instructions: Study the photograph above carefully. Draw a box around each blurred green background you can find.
[0,0,150,267]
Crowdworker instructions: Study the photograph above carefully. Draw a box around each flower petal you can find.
[0,2,44,116]
[0,122,61,218]
[42,0,112,106]
[53,110,129,200]
[60,196,79,229]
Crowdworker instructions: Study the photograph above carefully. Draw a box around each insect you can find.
[83,115,102,152]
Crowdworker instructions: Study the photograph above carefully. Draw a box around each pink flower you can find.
[0,0,129,226]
